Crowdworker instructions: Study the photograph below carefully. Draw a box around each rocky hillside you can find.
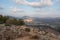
[0,24,60,40]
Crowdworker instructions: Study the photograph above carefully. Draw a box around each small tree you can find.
[12,18,17,25]
[0,15,3,24]
[3,16,9,23]
[5,19,13,26]
[25,28,30,32]
[17,19,25,26]
[0,15,9,24]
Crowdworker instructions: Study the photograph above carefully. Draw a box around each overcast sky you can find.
[0,0,60,18]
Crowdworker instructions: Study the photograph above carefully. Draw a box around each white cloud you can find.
[10,0,60,17]
[12,0,26,4]
[12,0,59,8]
[16,0,25,4]
[26,0,53,8]
[53,0,59,3]
[10,7,24,13]
[13,0,53,8]
[35,7,60,17]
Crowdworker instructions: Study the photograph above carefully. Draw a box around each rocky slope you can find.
[0,24,60,40]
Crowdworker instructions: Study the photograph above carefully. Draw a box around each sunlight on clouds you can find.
[0,0,59,17]
[13,0,56,8]
[26,0,53,8]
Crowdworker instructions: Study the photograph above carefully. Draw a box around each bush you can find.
[5,24,11,26]
[17,19,25,26]
[0,15,25,26]
[5,19,13,26]
[25,28,30,32]
[0,15,4,24]
[0,15,9,24]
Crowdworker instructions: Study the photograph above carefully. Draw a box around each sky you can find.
[0,0,60,18]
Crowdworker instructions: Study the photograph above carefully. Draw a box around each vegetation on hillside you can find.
[0,15,25,26]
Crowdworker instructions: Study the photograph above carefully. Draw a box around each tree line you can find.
[0,15,25,26]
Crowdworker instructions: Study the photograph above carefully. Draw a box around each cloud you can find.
[12,0,25,4]
[26,0,53,8]
[16,0,25,4]
[0,6,3,10]
[12,0,59,8]
[10,7,24,13]
[53,0,59,3]
[35,7,60,17]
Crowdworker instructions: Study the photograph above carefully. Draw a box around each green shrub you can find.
[17,19,25,26]
[25,28,30,32]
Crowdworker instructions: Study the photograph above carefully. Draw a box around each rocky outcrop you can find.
[0,24,60,40]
